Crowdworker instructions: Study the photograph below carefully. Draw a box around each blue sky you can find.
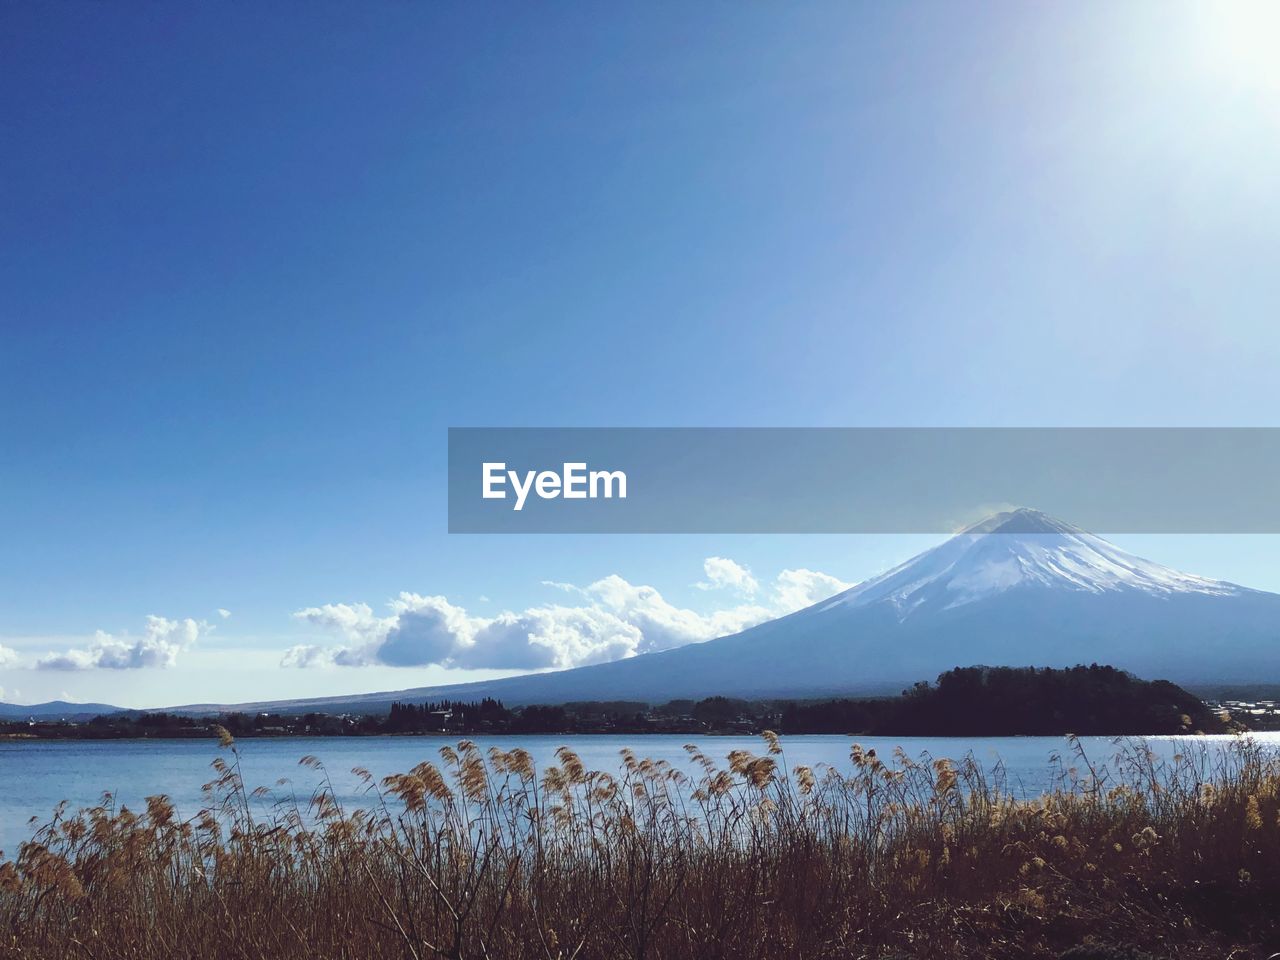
[2,2,1279,707]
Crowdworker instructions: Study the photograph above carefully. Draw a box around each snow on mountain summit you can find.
[821,508,1246,618]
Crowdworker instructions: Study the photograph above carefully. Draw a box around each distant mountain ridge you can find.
[0,700,124,720]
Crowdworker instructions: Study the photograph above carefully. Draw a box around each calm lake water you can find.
[3,732,1278,859]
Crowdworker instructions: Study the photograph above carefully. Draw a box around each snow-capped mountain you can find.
[174,509,1280,713]
[820,509,1245,618]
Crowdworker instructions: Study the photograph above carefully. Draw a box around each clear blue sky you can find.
[3,2,1279,706]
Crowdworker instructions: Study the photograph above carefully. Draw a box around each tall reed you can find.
[2,731,1277,959]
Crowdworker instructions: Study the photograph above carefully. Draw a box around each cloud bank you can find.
[36,616,208,671]
[283,560,853,671]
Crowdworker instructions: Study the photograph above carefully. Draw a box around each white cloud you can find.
[540,581,581,594]
[0,644,17,668]
[773,568,856,614]
[36,616,208,671]
[279,644,337,669]
[695,557,759,596]
[292,602,391,647]
[217,608,232,619]
[285,560,855,672]
[586,574,770,652]
[283,593,622,670]
[463,604,638,670]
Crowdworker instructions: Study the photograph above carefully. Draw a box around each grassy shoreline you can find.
[2,732,1278,959]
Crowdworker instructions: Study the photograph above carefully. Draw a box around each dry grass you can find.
[2,732,1279,959]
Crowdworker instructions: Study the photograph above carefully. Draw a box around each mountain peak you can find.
[822,507,1244,617]
[960,508,1080,536]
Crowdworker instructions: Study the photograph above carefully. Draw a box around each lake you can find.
[3,732,1278,859]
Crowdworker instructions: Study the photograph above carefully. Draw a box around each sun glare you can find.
[1200,0,1280,95]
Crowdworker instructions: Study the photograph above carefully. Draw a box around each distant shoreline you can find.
[6,666,1278,741]
[6,729,1278,745]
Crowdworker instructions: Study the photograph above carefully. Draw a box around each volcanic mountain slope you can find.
[179,509,1280,714]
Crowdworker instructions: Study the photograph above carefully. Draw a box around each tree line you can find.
[1,665,1233,739]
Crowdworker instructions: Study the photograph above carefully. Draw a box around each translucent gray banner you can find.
[447,428,1280,533]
